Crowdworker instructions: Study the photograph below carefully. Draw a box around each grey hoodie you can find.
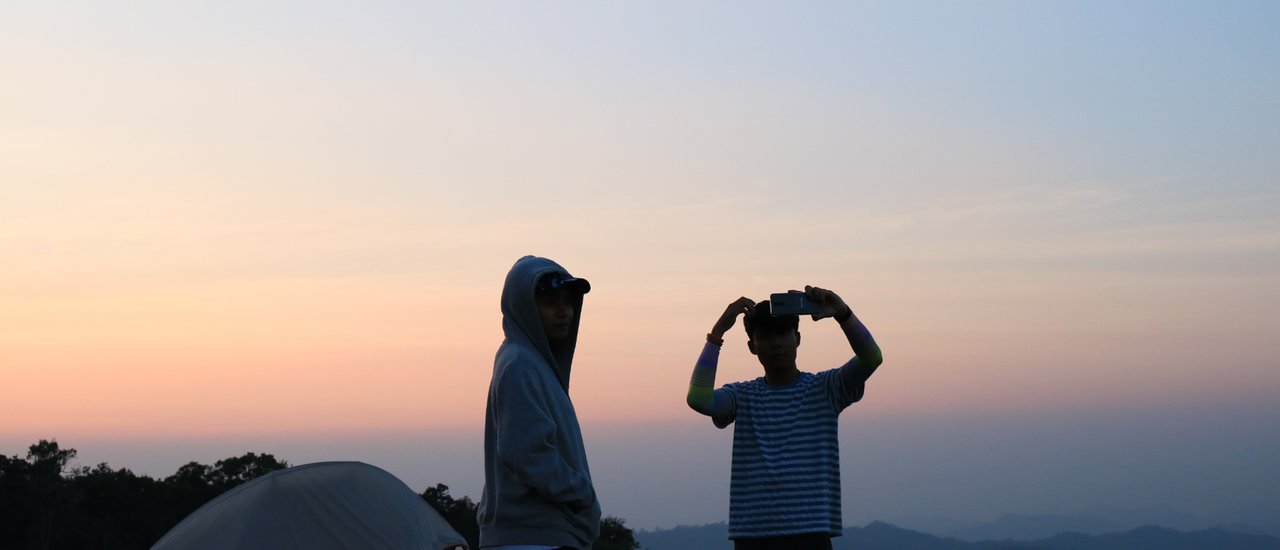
[477,256,601,549]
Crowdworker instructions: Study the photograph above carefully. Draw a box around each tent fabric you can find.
[150,461,467,550]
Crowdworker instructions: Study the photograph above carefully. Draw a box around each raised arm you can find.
[686,297,754,417]
[804,285,883,391]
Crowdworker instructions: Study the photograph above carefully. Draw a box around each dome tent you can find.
[151,461,467,550]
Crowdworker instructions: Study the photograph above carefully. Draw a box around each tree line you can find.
[0,440,637,550]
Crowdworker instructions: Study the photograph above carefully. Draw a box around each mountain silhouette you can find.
[635,521,1280,550]
[948,513,1125,541]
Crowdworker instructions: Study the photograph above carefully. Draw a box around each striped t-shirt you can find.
[713,368,863,539]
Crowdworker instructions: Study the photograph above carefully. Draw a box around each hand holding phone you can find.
[769,292,822,316]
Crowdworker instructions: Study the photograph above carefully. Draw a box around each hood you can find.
[500,255,587,392]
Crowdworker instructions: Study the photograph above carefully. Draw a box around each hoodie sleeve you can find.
[491,354,596,510]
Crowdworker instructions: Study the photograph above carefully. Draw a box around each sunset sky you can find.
[3,1,1278,534]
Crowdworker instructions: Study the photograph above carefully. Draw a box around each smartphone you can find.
[769,292,822,316]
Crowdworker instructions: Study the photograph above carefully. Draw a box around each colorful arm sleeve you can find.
[686,341,733,418]
[838,314,883,394]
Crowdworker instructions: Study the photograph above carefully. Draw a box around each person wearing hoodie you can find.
[478,256,601,550]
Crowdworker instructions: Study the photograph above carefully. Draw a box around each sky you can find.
[3,0,1279,535]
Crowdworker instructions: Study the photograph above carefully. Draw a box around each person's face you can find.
[536,287,577,343]
[748,327,800,370]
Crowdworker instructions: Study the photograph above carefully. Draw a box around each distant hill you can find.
[943,511,1280,541]
[838,521,1002,550]
[635,521,1280,550]
[1032,525,1280,550]
[635,522,732,550]
[947,513,1126,541]
[635,522,1020,550]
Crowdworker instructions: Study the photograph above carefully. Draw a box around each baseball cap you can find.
[537,272,591,294]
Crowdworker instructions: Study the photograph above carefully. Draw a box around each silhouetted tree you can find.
[1,441,645,550]
[162,460,222,523]
[0,441,290,550]
[205,452,288,489]
[71,462,169,549]
[0,452,34,546]
[595,516,640,550]
[421,483,480,549]
[27,440,77,549]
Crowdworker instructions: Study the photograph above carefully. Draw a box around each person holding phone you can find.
[478,256,601,550]
[686,286,883,550]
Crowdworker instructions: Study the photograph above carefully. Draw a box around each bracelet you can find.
[835,308,853,324]
[706,333,724,346]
